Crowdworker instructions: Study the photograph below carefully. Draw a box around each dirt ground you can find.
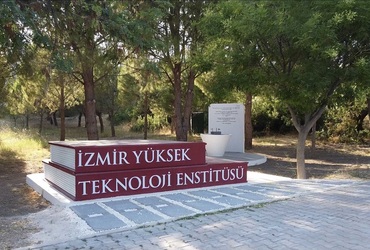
[1,136,370,249]
[249,140,370,179]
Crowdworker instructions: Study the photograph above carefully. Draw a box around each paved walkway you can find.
[22,179,370,250]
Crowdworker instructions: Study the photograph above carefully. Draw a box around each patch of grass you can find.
[0,127,50,174]
[1,127,48,150]
[0,117,184,175]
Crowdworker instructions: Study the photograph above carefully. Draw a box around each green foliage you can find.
[319,111,369,144]
[5,75,42,116]
[112,109,132,125]
[252,96,293,134]
[1,0,370,145]
[319,91,370,143]
[0,1,37,105]
[130,114,168,133]
[51,51,74,73]
[0,1,28,62]
[202,0,370,140]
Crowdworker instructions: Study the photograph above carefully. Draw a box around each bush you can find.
[319,103,370,143]
[113,109,133,125]
[252,97,294,134]
[130,115,168,132]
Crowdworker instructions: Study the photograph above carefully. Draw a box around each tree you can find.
[44,71,83,140]
[0,0,35,109]
[25,0,166,140]
[4,46,51,129]
[132,58,161,139]
[200,0,265,149]
[95,65,120,137]
[206,0,370,178]
[152,0,211,141]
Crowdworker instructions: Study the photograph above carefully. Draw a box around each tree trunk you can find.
[170,115,175,134]
[108,113,116,137]
[143,92,149,140]
[367,97,370,122]
[173,63,187,141]
[48,113,53,125]
[59,77,66,141]
[82,67,99,140]
[109,83,116,137]
[183,69,196,139]
[52,111,58,127]
[288,105,327,179]
[296,130,309,179]
[97,111,104,133]
[356,109,368,131]
[25,113,29,130]
[311,122,316,151]
[38,110,44,134]
[78,112,83,127]
[245,92,253,150]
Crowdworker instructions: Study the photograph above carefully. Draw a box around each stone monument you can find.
[208,103,245,152]
[42,139,247,201]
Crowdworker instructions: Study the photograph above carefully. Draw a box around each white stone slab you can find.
[208,103,245,152]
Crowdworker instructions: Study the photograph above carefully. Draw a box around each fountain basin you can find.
[200,133,231,157]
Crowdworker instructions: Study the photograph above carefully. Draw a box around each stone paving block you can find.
[40,246,62,250]
[259,181,320,192]
[256,188,296,198]
[103,200,163,224]
[163,193,226,212]
[188,189,248,206]
[135,196,194,218]
[213,186,272,201]
[70,203,107,218]
[234,184,268,192]
[70,203,127,231]
[85,213,127,231]
[102,199,138,211]
[233,183,295,195]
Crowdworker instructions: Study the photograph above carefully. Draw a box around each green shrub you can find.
[130,115,168,132]
[252,97,294,134]
[320,103,370,143]
[113,109,133,125]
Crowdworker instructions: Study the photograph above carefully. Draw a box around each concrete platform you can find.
[215,151,267,166]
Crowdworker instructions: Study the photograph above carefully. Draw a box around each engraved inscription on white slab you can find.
[208,103,245,152]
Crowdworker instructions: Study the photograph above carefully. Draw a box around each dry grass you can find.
[0,117,196,175]
[0,127,49,175]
